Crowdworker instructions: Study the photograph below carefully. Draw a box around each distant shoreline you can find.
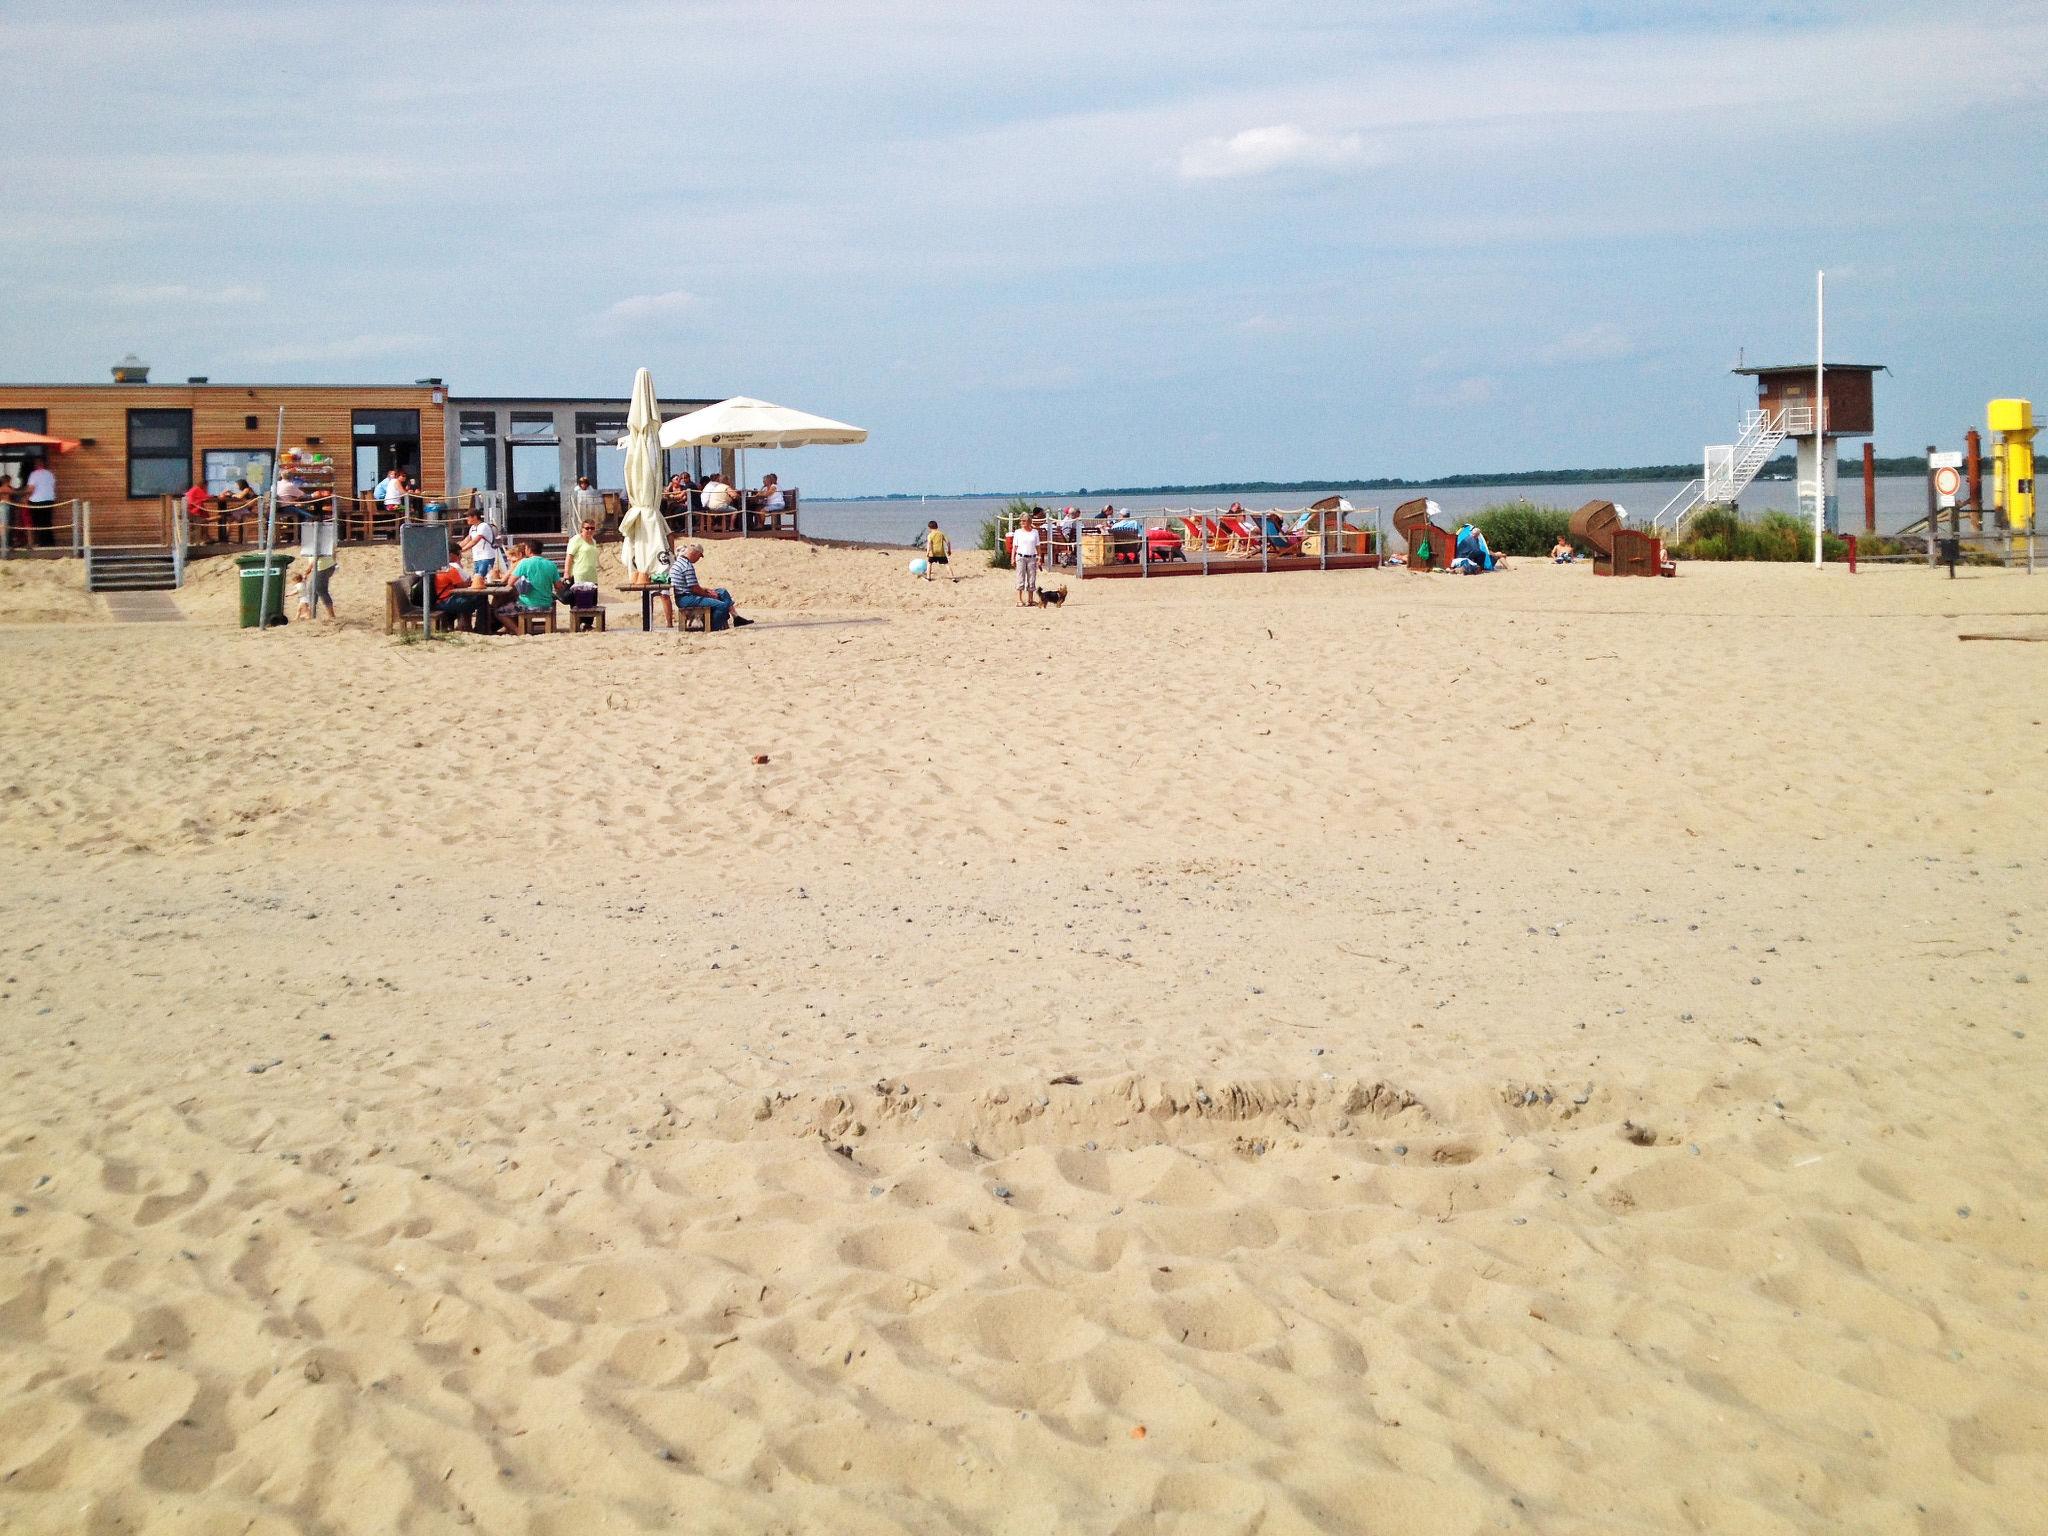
[819,459,1928,502]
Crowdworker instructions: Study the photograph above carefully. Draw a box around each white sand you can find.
[1,545,2044,1533]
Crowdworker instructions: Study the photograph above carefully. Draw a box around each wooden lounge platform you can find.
[1079,553,1381,578]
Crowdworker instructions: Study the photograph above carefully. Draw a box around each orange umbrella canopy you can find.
[0,429,80,453]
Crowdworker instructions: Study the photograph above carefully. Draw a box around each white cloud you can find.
[106,283,265,306]
[1178,124,1373,181]
[598,290,700,332]
[238,334,436,366]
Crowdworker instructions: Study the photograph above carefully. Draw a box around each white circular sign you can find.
[1933,465,1963,497]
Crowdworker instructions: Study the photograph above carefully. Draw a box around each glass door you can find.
[506,443,562,535]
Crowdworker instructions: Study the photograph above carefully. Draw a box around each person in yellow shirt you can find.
[922,519,950,582]
[565,517,603,585]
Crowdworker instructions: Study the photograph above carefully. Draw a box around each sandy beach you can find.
[1,545,2043,1534]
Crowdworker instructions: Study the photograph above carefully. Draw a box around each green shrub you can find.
[1472,500,1575,557]
[1672,506,1852,562]
[980,497,1033,569]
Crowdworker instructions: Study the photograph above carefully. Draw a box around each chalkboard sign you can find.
[401,522,451,575]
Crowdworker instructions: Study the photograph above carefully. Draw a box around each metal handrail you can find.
[1654,480,1703,530]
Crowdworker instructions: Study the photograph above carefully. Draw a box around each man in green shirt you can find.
[492,541,561,629]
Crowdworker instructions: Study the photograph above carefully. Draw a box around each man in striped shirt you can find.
[665,537,752,630]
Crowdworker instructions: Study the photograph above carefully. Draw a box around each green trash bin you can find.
[236,552,293,629]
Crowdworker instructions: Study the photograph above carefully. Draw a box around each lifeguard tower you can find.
[1658,360,1883,531]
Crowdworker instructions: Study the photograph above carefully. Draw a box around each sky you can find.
[6,0,2046,495]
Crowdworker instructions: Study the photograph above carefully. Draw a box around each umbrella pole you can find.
[740,448,747,539]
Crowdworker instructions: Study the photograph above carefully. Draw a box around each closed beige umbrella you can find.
[617,368,668,582]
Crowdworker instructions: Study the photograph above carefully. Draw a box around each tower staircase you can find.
[1654,406,1809,532]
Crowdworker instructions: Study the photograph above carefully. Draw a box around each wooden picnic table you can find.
[620,582,673,632]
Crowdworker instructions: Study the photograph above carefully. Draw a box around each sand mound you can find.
[0,557,102,624]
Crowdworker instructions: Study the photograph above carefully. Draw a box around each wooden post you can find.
[1966,428,1983,533]
[1925,446,1937,568]
[1862,442,1875,533]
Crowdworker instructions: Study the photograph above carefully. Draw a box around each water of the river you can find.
[801,478,1935,548]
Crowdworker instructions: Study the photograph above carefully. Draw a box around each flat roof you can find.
[0,380,441,391]
[1733,363,1885,375]
[448,395,718,406]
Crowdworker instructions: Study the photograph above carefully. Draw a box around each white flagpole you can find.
[1813,270,1826,567]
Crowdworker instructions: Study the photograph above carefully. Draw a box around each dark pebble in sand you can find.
[1957,1206,1971,1218]
[318,1032,333,1041]
[658,1447,678,1462]
[11,1205,26,1217]
[1393,1144,1408,1156]
[993,1185,1012,1200]
[1750,977,1762,986]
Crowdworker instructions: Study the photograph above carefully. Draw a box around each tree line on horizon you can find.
[857,452,1935,501]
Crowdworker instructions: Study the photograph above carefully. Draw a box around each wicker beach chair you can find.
[1393,498,1454,570]
[1568,500,1666,577]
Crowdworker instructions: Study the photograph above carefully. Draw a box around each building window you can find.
[202,449,273,496]
[128,408,193,497]
[458,411,498,491]
[509,411,558,442]
[574,412,628,491]
[352,409,421,440]
[0,409,48,435]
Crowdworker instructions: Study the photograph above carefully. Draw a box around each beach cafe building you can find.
[0,359,448,548]
[0,360,736,549]
[447,394,725,539]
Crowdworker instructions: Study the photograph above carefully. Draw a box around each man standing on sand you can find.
[25,457,57,547]
[669,540,753,630]
[1012,515,1040,606]
[461,509,504,580]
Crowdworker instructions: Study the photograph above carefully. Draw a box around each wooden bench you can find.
[385,575,465,636]
[568,606,607,632]
[500,604,557,635]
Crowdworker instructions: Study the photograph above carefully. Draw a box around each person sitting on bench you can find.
[496,541,560,628]
[432,551,487,627]
[668,539,753,630]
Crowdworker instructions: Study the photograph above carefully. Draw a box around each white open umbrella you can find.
[658,396,866,537]
[617,368,668,582]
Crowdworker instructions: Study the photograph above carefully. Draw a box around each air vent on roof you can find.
[112,354,150,384]
[187,376,208,384]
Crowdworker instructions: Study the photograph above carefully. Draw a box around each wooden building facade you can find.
[0,377,446,543]
[1735,364,1878,438]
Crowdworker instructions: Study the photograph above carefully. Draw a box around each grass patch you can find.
[1672,506,1867,562]
[980,497,1033,569]
[1471,500,1577,557]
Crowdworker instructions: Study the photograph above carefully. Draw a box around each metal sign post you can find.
[400,522,451,638]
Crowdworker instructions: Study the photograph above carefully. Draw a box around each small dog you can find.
[1036,584,1068,608]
